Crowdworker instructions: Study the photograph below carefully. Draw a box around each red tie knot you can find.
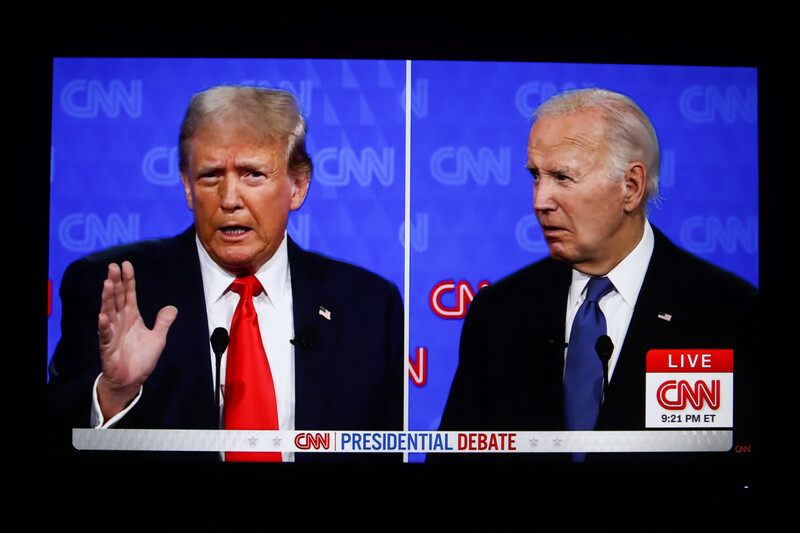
[229,275,263,301]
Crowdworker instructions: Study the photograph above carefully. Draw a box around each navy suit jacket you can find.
[432,226,758,463]
[46,227,404,462]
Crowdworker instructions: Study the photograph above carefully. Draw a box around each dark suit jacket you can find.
[432,226,758,463]
[46,226,404,462]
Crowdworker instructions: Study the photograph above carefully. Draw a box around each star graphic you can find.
[529,437,539,448]
[553,437,562,447]
[272,436,282,447]
[248,436,258,447]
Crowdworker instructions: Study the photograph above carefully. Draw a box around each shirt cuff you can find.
[90,373,143,428]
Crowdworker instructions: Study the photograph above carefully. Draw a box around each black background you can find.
[13,2,793,526]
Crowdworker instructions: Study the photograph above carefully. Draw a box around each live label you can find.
[645,349,733,428]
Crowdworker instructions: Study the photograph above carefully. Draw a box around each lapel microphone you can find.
[210,327,229,425]
[290,329,317,349]
[548,338,569,350]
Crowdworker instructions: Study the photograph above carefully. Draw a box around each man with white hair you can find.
[435,88,757,462]
[47,86,404,462]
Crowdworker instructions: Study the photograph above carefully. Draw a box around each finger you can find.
[121,261,138,312]
[97,311,112,345]
[101,264,121,321]
[112,262,126,314]
[152,305,178,339]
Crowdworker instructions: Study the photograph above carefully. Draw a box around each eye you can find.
[243,170,267,183]
[196,172,220,183]
[555,173,571,182]
[527,167,539,182]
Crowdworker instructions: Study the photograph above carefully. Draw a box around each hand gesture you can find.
[96,261,178,420]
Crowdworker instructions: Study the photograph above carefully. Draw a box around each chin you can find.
[546,245,569,262]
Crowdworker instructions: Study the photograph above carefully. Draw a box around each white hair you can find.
[533,88,660,208]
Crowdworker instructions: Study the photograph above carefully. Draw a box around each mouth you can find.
[217,225,252,239]
[540,225,567,239]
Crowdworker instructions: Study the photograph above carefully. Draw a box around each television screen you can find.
[47,57,758,462]
[33,8,788,519]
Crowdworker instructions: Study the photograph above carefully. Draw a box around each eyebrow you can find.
[192,163,221,177]
[193,158,279,177]
[525,162,574,176]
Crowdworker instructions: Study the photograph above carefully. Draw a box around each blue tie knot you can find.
[585,276,613,304]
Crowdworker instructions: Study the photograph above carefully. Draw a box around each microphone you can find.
[210,327,229,425]
[290,328,317,349]
[595,335,613,401]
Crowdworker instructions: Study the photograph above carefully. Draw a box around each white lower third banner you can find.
[72,430,733,453]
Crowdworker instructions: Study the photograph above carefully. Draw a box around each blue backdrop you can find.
[48,59,758,462]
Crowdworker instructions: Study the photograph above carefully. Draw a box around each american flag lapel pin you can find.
[657,311,672,322]
[319,306,332,320]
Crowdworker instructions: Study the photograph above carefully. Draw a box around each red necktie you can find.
[224,275,281,462]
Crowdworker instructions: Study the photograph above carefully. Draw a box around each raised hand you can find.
[96,261,178,420]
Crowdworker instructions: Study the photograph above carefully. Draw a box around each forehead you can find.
[190,120,284,161]
[527,109,608,161]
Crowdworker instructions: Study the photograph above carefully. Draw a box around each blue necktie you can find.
[564,276,614,444]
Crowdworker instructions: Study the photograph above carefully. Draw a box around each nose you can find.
[533,178,557,213]
[219,174,243,211]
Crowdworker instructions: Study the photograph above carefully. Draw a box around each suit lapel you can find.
[510,259,570,429]
[598,227,678,429]
[287,238,338,430]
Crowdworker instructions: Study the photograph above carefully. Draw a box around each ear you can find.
[290,172,311,211]
[622,162,647,213]
[181,172,195,211]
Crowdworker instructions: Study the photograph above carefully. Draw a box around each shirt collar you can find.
[195,232,291,308]
[569,220,655,308]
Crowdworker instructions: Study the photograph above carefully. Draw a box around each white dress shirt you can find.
[564,221,655,383]
[92,233,297,461]
[198,232,296,461]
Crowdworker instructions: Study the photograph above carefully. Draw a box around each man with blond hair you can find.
[48,86,403,462]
